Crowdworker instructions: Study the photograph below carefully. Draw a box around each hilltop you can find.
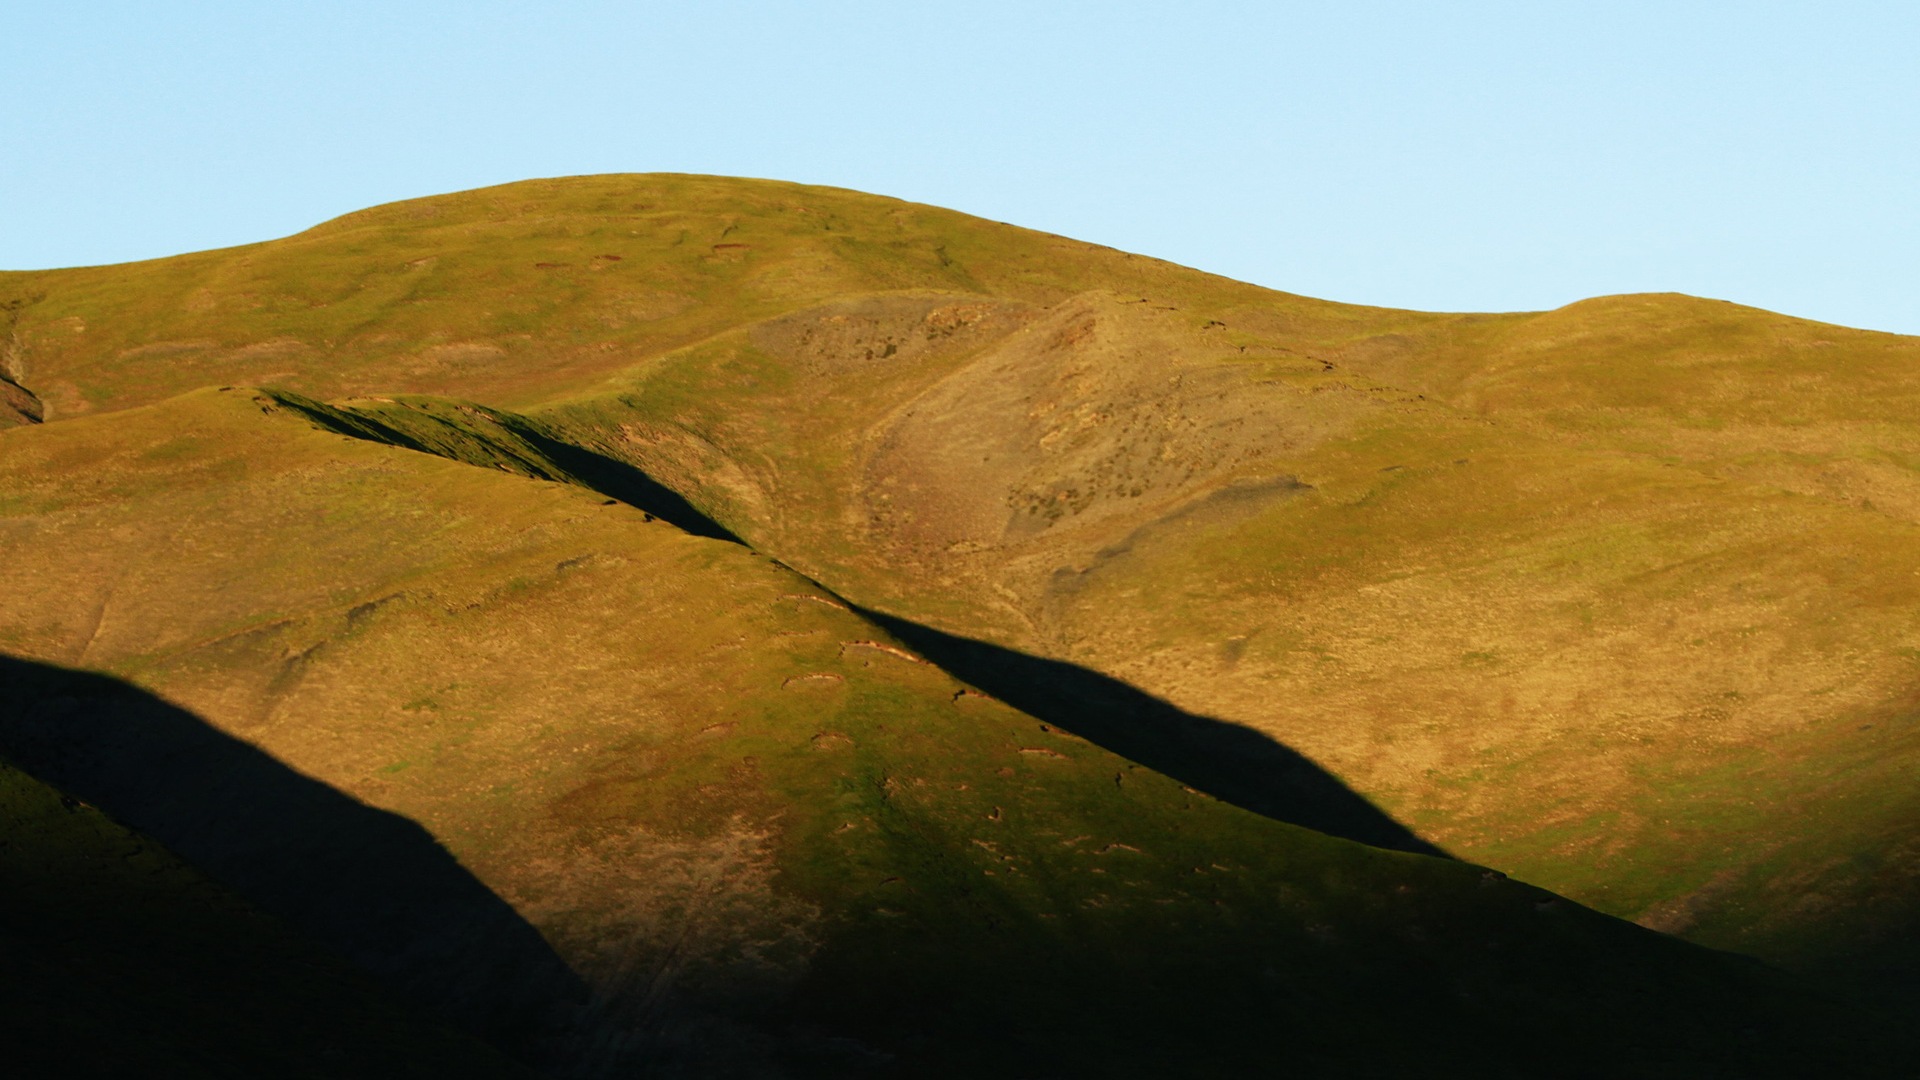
[2,174,1916,1074]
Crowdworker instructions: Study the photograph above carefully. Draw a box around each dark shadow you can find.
[269,391,743,545]
[0,654,588,1067]
[850,607,1448,857]
[503,420,744,543]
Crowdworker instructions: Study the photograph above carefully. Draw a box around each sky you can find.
[5,2,1917,333]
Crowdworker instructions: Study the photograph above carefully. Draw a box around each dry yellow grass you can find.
[5,175,1917,1071]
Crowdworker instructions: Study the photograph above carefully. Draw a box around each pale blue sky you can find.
[5,2,1917,332]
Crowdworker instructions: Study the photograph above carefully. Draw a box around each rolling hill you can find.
[2,174,1915,1075]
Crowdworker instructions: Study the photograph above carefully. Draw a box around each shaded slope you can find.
[0,386,1908,1076]
[0,653,586,1062]
[851,603,1445,857]
[271,391,741,542]
[0,742,530,1079]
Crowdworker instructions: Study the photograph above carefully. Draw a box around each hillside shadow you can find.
[851,608,1448,857]
[0,654,587,1067]
[419,416,1440,857]
[272,392,744,546]
[290,399,1437,858]
[504,421,744,543]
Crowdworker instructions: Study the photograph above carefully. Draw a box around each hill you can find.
[3,174,1916,1073]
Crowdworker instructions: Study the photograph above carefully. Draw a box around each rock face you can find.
[3,174,1918,1075]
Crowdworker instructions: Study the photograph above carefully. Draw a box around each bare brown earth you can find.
[3,174,1918,1071]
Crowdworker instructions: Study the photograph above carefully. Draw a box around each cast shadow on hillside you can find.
[0,654,586,1067]
[462,429,1443,857]
[505,421,745,544]
[852,609,1449,858]
[275,392,743,545]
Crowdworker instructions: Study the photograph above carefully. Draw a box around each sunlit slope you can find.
[5,174,1918,997]
[0,387,1899,1077]
[1039,294,1920,985]
[0,173,1443,423]
[530,271,1920,990]
[0,754,531,1078]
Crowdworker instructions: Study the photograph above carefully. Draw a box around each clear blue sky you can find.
[6,2,1917,332]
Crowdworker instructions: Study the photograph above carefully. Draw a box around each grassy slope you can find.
[2,173,1917,1022]
[0,755,530,1078]
[0,386,1903,1076]
[0,173,1428,423]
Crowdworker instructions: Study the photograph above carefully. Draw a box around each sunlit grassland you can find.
[6,174,1919,1071]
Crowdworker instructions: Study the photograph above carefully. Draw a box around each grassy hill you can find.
[0,382,1902,1076]
[3,174,1917,1073]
